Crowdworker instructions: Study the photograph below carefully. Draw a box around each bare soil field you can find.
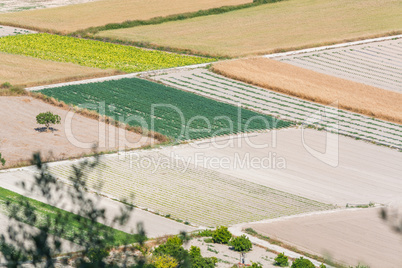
[96,0,402,57]
[0,52,119,87]
[0,0,97,14]
[0,0,251,33]
[274,38,402,93]
[212,57,402,124]
[244,208,402,268]
[159,129,402,206]
[0,96,155,168]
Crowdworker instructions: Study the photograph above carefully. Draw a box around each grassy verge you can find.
[0,187,140,246]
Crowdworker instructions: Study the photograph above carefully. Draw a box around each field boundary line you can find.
[265,34,402,58]
[25,63,213,91]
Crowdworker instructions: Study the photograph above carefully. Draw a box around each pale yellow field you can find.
[0,52,119,87]
[96,0,402,57]
[0,0,251,33]
[212,57,402,124]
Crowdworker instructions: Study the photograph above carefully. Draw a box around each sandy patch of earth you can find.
[185,238,280,268]
[0,0,97,13]
[0,25,36,36]
[244,208,402,268]
[0,96,156,168]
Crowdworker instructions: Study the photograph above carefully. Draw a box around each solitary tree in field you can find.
[36,111,61,132]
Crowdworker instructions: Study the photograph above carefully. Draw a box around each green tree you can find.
[274,252,289,267]
[229,235,252,252]
[36,111,61,131]
[212,226,232,244]
[291,257,315,268]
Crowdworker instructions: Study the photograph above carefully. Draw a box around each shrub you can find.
[36,111,61,131]
[251,262,263,268]
[0,82,11,89]
[195,229,214,237]
[0,153,5,166]
[151,255,178,268]
[274,252,289,267]
[320,264,326,268]
[229,235,252,252]
[212,226,232,244]
[153,237,187,262]
[291,257,315,268]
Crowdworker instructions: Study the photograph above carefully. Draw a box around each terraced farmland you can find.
[39,77,292,140]
[274,38,402,93]
[151,69,402,149]
[48,152,333,227]
[0,33,215,73]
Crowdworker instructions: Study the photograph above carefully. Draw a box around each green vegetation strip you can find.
[39,78,293,140]
[0,187,138,246]
[0,33,215,73]
[75,0,283,36]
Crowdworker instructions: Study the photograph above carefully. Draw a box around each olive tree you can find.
[36,112,61,131]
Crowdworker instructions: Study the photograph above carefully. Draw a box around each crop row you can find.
[278,39,402,93]
[48,152,333,227]
[152,69,402,149]
[0,33,215,72]
[39,77,292,141]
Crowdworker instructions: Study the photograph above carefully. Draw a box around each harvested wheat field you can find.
[96,0,402,57]
[0,97,156,168]
[212,57,402,124]
[244,208,402,268]
[0,0,251,33]
[0,52,119,87]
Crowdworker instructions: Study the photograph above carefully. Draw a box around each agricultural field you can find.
[47,151,333,227]
[151,68,402,149]
[0,169,196,238]
[0,52,119,87]
[0,96,155,169]
[0,0,251,33]
[38,77,292,140]
[274,38,402,93]
[0,34,216,73]
[244,208,402,268]
[159,129,402,206]
[212,57,402,124]
[95,0,402,57]
[0,0,96,14]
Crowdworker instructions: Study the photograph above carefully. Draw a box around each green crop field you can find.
[39,77,292,140]
[0,33,215,72]
[0,187,139,246]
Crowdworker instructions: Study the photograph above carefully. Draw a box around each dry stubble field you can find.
[212,57,402,124]
[0,97,155,168]
[0,0,251,33]
[96,0,402,57]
